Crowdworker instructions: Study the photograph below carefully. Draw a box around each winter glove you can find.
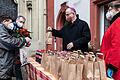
[107,68,113,78]
[25,37,31,47]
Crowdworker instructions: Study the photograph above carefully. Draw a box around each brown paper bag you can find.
[45,55,52,72]
[106,77,114,80]
[98,60,107,80]
[50,55,57,77]
[67,60,77,80]
[83,60,94,80]
[54,57,61,80]
[76,63,83,80]
[60,59,69,80]
[96,53,107,80]
[41,52,48,68]
[93,61,100,80]
[46,31,52,44]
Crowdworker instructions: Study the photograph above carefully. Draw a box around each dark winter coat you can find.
[52,16,91,52]
[0,24,26,79]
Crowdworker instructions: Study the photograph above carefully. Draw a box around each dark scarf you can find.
[110,12,120,25]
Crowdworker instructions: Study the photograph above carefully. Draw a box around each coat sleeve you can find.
[0,27,26,51]
[52,28,63,38]
[73,21,91,47]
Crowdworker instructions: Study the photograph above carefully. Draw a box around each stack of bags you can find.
[41,50,110,80]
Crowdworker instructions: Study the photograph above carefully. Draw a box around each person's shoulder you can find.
[78,19,88,25]
[0,24,2,26]
[115,17,120,25]
[116,17,120,21]
[76,14,88,24]
[110,17,120,30]
[0,24,4,28]
[0,23,4,26]
[112,17,120,25]
[0,24,6,32]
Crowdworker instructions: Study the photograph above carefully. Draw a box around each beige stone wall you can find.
[16,0,46,55]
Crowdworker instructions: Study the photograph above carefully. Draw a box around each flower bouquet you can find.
[14,28,32,66]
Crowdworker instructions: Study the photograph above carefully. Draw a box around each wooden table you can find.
[26,57,56,80]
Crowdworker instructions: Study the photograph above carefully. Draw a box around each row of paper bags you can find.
[41,50,112,80]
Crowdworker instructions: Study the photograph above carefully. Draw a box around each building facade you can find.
[0,0,47,54]
[17,0,47,54]
[48,0,118,51]
[0,0,117,54]
[48,0,90,50]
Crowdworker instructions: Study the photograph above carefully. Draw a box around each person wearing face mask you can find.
[47,7,91,52]
[8,15,26,31]
[106,2,120,25]
[0,15,30,80]
[100,1,120,79]
[15,15,26,28]
[10,16,30,80]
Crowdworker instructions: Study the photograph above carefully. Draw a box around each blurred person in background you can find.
[14,16,27,80]
[9,15,30,80]
[100,1,120,79]
[0,15,30,80]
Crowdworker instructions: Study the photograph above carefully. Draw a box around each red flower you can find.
[19,28,32,39]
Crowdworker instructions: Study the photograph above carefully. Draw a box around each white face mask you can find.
[16,22,23,28]
[7,23,14,30]
[106,11,114,20]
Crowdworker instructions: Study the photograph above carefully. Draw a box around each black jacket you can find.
[52,16,91,52]
[0,24,26,79]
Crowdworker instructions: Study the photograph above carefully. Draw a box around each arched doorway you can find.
[56,2,68,50]
[0,0,17,22]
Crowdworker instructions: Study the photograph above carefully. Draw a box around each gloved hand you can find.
[25,37,31,43]
[25,41,31,47]
[25,37,31,47]
[107,68,114,78]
